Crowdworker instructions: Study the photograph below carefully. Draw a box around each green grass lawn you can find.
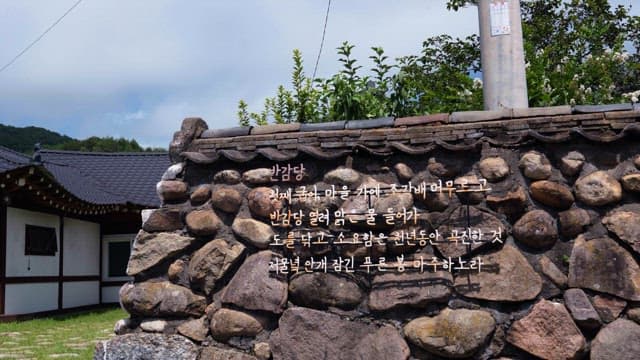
[0,307,125,359]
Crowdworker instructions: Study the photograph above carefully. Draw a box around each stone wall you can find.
[97,109,640,360]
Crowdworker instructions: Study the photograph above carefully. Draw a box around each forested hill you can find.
[0,123,165,154]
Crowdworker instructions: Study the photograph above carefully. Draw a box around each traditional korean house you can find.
[0,145,169,319]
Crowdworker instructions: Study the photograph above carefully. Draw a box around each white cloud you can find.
[0,1,635,148]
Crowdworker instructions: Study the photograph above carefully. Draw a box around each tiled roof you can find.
[0,145,30,172]
[39,150,169,207]
[0,146,169,207]
[180,104,640,164]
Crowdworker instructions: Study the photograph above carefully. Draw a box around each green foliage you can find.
[0,123,164,154]
[0,123,74,153]
[522,0,639,106]
[238,0,639,125]
[50,136,164,152]
[237,100,250,127]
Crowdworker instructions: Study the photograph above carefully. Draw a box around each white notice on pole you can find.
[490,0,511,36]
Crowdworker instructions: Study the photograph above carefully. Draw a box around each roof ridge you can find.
[0,145,30,158]
[39,149,168,156]
[198,103,639,139]
[0,145,30,165]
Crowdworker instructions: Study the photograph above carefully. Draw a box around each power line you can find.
[312,0,332,80]
[0,0,83,75]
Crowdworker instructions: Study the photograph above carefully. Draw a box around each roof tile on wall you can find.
[345,117,394,129]
[573,103,633,113]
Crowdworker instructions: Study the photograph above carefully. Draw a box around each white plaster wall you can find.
[6,207,59,277]
[101,286,122,304]
[62,281,99,309]
[4,283,58,314]
[63,217,100,276]
[102,234,134,282]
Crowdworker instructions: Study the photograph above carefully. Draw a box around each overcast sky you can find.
[0,1,636,148]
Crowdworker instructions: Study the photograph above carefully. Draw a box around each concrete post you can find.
[477,0,528,110]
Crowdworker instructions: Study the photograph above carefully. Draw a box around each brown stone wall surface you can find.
[97,112,640,360]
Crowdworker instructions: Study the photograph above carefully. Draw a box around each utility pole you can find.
[477,0,528,110]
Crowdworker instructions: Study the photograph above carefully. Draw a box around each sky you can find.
[0,1,637,148]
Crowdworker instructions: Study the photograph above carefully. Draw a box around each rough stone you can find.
[190,185,211,205]
[221,251,288,314]
[211,187,242,213]
[247,187,282,218]
[416,189,451,212]
[368,271,452,311]
[374,192,414,214]
[454,174,486,204]
[168,259,188,285]
[354,326,411,360]
[394,163,414,181]
[513,210,558,249]
[519,151,552,180]
[621,173,640,192]
[169,117,207,163]
[127,230,197,276]
[177,317,209,343]
[590,319,640,360]
[539,255,568,289]
[323,167,362,187]
[592,295,627,323]
[162,162,185,181]
[94,333,198,360]
[486,186,527,218]
[403,308,496,359]
[139,319,168,333]
[558,208,591,238]
[231,218,275,249]
[242,168,273,185]
[142,209,183,232]
[291,190,341,213]
[506,300,585,360]
[454,245,542,302]
[288,272,364,310]
[210,309,263,340]
[114,318,135,335]
[253,342,271,360]
[602,209,640,255]
[214,170,241,185]
[120,281,206,318]
[563,288,602,329]
[560,151,585,177]
[436,206,505,258]
[627,308,640,323]
[186,209,222,237]
[269,307,409,360]
[529,180,575,209]
[574,171,622,206]
[188,239,245,295]
[479,156,510,182]
[199,347,257,360]
[341,177,385,222]
[427,157,459,178]
[157,180,188,202]
[568,235,640,301]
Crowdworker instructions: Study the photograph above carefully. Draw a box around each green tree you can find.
[238,0,639,125]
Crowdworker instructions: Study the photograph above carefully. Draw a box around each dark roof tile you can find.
[300,121,345,132]
[345,117,394,130]
[0,147,169,207]
[574,104,633,113]
[201,126,251,138]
